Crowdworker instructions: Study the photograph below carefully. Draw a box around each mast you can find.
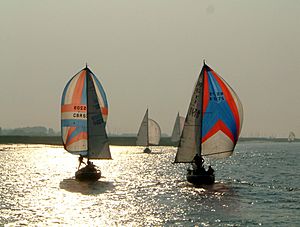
[86,67,90,159]
[146,109,149,147]
[198,62,206,156]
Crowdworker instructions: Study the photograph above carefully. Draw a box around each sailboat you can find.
[170,112,185,144]
[61,65,111,181]
[136,109,161,153]
[288,131,295,142]
[174,61,243,185]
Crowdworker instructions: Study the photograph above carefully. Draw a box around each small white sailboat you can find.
[61,65,111,181]
[288,131,295,142]
[136,109,161,153]
[170,112,185,144]
[175,61,243,185]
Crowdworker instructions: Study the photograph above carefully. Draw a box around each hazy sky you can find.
[0,0,299,137]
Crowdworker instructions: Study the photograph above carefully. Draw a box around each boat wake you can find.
[176,179,234,196]
[227,178,299,192]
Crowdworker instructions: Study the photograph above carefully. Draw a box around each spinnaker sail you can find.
[148,119,161,145]
[175,63,243,163]
[61,66,111,159]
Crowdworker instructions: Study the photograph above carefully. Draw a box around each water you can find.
[0,142,299,226]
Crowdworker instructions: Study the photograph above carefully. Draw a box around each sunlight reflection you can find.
[1,144,241,226]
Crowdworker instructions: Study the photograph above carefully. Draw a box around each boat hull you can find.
[75,166,101,182]
[187,173,215,185]
[143,147,151,153]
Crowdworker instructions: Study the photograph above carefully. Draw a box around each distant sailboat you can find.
[136,109,161,153]
[170,113,185,144]
[61,65,111,181]
[288,131,295,142]
[174,61,243,185]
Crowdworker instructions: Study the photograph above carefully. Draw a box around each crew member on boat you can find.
[207,165,214,175]
[194,154,204,167]
[85,159,97,172]
[78,155,86,169]
[87,159,94,167]
[192,154,206,174]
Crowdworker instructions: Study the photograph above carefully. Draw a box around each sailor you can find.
[78,155,86,169]
[192,154,205,174]
[85,159,97,172]
[207,165,215,175]
[87,159,94,166]
[193,154,204,168]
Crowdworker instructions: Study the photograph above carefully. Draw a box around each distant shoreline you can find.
[0,136,173,146]
[0,136,298,146]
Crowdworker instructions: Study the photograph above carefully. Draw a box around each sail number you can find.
[210,92,225,102]
[74,105,87,111]
[72,105,87,119]
[73,113,87,118]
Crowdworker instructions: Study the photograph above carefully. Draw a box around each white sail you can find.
[136,109,148,146]
[148,119,161,145]
[288,131,295,142]
[136,109,161,146]
[175,70,204,163]
[171,113,185,142]
[87,73,111,159]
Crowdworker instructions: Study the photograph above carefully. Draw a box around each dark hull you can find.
[187,173,215,185]
[75,166,101,182]
[143,147,151,153]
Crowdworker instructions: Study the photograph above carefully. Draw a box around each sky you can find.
[0,0,299,138]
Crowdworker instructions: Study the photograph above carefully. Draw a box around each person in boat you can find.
[87,160,94,166]
[192,154,206,174]
[207,165,215,175]
[194,154,204,168]
[78,155,86,169]
[86,159,97,171]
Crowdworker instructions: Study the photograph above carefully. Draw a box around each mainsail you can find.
[136,109,161,146]
[136,109,149,146]
[61,66,111,159]
[175,63,243,163]
[171,113,185,142]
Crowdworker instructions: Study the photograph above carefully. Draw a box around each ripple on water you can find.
[0,143,300,226]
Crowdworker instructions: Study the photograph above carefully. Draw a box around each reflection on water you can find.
[59,178,115,195]
[1,143,299,226]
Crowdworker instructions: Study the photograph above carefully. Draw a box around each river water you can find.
[0,142,299,226]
